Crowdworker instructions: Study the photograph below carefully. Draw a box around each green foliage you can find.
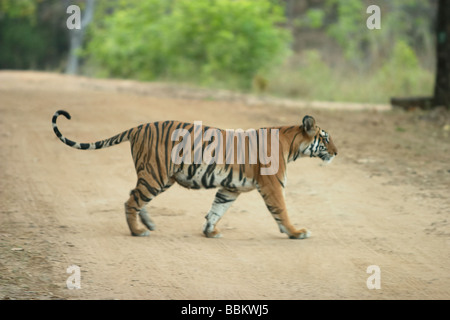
[0,0,435,104]
[374,40,432,97]
[0,0,39,68]
[85,0,290,89]
[326,0,366,62]
[0,0,67,70]
[0,19,45,69]
[300,0,435,71]
[268,0,434,103]
[268,43,433,104]
[0,0,37,20]
[267,50,333,98]
[295,8,325,29]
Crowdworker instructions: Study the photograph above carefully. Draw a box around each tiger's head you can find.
[300,115,338,164]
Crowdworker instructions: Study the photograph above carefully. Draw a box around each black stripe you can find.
[127,128,133,140]
[201,164,217,189]
[309,136,317,158]
[135,188,152,203]
[137,177,159,198]
[133,125,145,168]
[57,110,71,120]
[277,176,285,188]
[201,171,209,189]
[187,164,200,180]
[170,122,183,172]
[214,192,235,204]
[152,122,164,185]
[95,141,104,149]
[119,130,128,143]
[288,132,301,160]
[220,169,233,188]
[205,163,216,176]
[53,126,62,138]
[239,164,244,181]
[293,149,301,161]
[146,163,163,189]
[164,121,174,171]
[266,204,282,215]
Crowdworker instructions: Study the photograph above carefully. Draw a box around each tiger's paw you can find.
[203,224,222,238]
[131,229,151,237]
[204,231,222,238]
[203,222,222,238]
[288,229,311,239]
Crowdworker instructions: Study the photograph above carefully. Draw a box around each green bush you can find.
[85,0,291,89]
[0,0,69,70]
[374,40,432,97]
[267,43,433,104]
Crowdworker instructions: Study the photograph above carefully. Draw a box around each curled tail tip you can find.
[52,110,71,140]
[55,110,71,120]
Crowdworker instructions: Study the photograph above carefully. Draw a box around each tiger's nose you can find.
[334,151,338,156]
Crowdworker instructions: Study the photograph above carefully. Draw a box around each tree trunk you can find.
[433,0,450,108]
[66,0,95,75]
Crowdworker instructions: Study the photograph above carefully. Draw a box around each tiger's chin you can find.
[320,155,335,166]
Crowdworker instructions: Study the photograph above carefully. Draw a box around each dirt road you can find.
[0,71,449,300]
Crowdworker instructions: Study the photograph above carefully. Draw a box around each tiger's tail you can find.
[52,110,131,150]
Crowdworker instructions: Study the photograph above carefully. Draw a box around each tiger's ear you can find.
[302,115,316,137]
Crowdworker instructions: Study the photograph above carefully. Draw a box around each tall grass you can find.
[266,41,434,104]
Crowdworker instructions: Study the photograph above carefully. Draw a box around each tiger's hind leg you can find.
[125,177,175,236]
[203,188,240,238]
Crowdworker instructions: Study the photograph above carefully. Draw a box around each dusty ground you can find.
[0,71,449,300]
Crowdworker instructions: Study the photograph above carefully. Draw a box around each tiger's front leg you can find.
[257,177,311,239]
[203,188,240,238]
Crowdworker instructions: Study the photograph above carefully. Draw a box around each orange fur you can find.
[52,111,337,238]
